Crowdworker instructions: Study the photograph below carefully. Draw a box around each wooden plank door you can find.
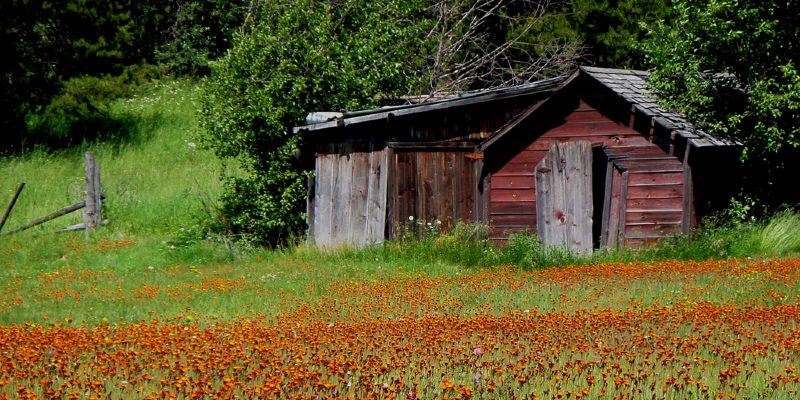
[312,141,388,247]
[535,141,593,253]
[387,148,479,239]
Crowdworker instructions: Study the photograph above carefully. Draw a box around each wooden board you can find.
[492,161,542,176]
[491,176,536,189]
[614,160,683,172]
[348,150,369,243]
[626,210,683,224]
[491,201,537,215]
[527,135,652,152]
[601,163,626,249]
[544,121,636,136]
[492,214,537,227]
[535,141,593,253]
[626,184,683,199]
[491,188,535,202]
[331,142,353,244]
[628,172,684,186]
[626,197,683,211]
[313,144,335,245]
[313,140,388,247]
[366,142,389,242]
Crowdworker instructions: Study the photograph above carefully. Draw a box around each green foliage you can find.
[24,65,169,150]
[0,0,245,155]
[199,0,423,246]
[526,0,673,69]
[498,231,586,269]
[284,210,800,270]
[155,0,248,76]
[644,0,800,211]
[0,0,61,149]
[568,0,673,68]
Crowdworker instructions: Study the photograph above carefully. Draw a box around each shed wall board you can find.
[535,141,593,253]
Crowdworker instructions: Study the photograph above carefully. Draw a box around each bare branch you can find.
[409,0,586,96]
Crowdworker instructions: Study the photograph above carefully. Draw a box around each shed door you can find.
[312,141,388,247]
[535,141,593,253]
[388,148,480,238]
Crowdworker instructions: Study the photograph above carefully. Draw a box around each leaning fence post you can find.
[84,152,101,238]
[0,181,25,233]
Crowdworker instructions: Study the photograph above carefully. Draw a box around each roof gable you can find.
[580,67,737,147]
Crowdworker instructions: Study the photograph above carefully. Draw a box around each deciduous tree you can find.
[645,0,800,214]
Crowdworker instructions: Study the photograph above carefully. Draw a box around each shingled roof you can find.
[580,66,737,147]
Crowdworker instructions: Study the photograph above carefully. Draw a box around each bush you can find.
[199,0,423,246]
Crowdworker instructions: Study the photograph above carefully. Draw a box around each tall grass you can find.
[753,210,800,256]
[287,213,800,272]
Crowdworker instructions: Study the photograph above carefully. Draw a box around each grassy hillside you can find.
[1,81,221,235]
[0,80,241,271]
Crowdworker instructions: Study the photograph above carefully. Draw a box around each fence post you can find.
[84,152,102,238]
[94,156,101,226]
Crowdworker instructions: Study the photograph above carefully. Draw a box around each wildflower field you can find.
[2,240,799,399]
[2,80,799,399]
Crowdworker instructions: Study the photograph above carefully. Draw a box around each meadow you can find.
[1,80,799,399]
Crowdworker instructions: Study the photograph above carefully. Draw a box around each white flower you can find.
[408,215,414,221]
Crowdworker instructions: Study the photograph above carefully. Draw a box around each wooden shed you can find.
[296,67,739,250]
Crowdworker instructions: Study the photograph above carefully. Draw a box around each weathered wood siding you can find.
[312,140,388,247]
[535,141,593,252]
[488,95,686,248]
[388,149,480,237]
[398,96,548,143]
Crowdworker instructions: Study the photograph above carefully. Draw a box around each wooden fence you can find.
[0,152,104,238]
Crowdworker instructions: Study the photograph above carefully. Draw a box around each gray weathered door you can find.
[535,141,593,253]
[311,141,388,247]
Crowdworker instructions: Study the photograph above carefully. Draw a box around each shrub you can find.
[199,0,422,246]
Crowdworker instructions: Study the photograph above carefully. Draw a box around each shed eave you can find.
[294,76,567,135]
